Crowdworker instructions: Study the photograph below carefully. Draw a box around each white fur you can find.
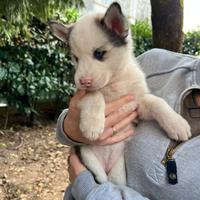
[50,5,191,185]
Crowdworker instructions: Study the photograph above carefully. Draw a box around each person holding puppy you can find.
[57,49,200,200]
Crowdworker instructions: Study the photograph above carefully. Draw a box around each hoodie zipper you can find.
[161,141,182,185]
[160,89,199,185]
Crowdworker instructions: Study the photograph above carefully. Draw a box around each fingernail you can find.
[130,129,135,134]
[131,103,138,110]
[127,95,134,100]
[122,102,137,112]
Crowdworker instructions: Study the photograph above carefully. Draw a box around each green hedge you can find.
[131,21,153,56]
[0,28,75,123]
[182,30,200,55]
[0,12,78,125]
[131,21,200,56]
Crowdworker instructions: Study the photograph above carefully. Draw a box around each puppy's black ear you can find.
[48,20,73,42]
[103,2,129,38]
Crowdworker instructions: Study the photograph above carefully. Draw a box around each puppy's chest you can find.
[101,81,140,102]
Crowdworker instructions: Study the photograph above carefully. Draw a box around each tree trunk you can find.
[150,0,184,52]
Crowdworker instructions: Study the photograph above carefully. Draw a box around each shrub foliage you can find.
[131,20,153,56]
[131,21,200,57]
[0,8,79,125]
[182,29,200,56]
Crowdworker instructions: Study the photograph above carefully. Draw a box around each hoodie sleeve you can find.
[65,170,150,200]
[56,109,82,146]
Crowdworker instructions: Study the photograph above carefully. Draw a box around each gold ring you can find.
[112,126,117,135]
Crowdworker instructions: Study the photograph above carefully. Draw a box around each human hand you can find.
[68,148,86,184]
[94,96,138,145]
[64,90,89,143]
[64,91,138,145]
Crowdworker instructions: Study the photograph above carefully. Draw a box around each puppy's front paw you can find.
[95,173,108,184]
[165,114,191,141]
[80,112,105,141]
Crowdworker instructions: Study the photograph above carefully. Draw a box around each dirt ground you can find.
[0,123,70,200]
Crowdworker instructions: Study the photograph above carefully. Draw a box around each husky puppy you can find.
[49,2,191,185]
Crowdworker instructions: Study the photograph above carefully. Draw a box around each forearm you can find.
[66,170,150,200]
[63,111,91,144]
[56,109,83,146]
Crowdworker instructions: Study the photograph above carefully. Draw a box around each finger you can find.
[69,147,75,155]
[105,95,134,116]
[69,148,80,165]
[74,90,86,99]
[68,148,74,165]
[99,112,137,141]
[113,112,138,133]
[97,127,135,145]
[70,90,86,107]
[105,102,138,128]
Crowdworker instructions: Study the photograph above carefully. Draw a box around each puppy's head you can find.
[49,2,132,91]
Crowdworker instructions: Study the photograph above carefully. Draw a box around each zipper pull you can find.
[166,158,178,185]
[162,148,178,185]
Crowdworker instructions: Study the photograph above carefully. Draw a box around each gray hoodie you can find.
[56,49,200,200]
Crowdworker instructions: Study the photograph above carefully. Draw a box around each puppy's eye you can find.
[93,49,107,61]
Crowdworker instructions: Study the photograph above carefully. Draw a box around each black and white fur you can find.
[49,2,191,185]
